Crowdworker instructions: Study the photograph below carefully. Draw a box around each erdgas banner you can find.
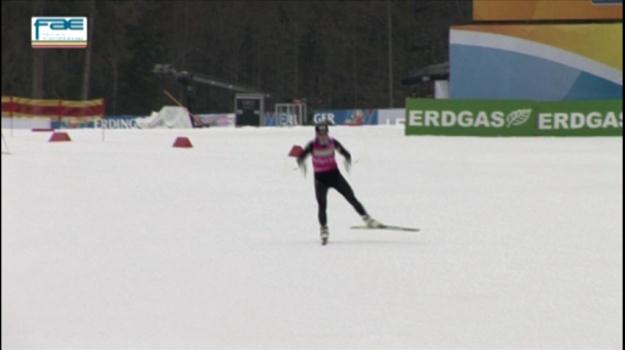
[405,99,622,136]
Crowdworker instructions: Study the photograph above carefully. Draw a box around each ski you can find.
[350,224,420,232]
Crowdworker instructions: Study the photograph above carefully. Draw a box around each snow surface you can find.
[1,126,622,349]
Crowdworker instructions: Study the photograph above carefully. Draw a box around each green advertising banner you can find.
[405,99,623,136]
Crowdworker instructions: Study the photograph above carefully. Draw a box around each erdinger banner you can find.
[473,0,622,21]
[405,99,622,137]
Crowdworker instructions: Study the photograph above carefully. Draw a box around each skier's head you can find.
[315,122,330,143]
[315,122,329,135]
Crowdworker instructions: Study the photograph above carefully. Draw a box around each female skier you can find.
[297,123,381,244]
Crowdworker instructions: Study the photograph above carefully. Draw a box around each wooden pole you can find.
[163,89,197,127]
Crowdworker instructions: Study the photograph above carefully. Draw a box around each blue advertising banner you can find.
[311,109,378,125]
[51,115,140,129]
[264,112,301,126]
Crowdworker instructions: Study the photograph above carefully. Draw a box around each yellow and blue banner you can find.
[450,23,622,100]
[473,0,622,21]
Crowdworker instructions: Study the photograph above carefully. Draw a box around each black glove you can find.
[297,157,307,176]
[343,156,352,173]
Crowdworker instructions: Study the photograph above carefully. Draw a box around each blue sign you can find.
[51,115,141,129]
[312,109,378,125]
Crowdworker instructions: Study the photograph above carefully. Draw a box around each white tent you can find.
[135,106,193,129]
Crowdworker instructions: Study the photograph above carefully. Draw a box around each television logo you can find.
[31,17,87,49]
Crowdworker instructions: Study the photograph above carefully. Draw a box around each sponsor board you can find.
[32,17,87,48]
[473,0,622,21]
[194,113,235,127]
[450,24,623,101]
[51,116,139,129]
[1,117,51,129]
[264,113,300,126]
[405,99,622,136]
[94,117,139,129]
[378,108,405,126]
[312,109,378,125]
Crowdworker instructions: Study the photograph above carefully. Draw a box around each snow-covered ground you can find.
[2,126,622,349]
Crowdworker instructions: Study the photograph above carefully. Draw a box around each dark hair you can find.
[315,122,329,134]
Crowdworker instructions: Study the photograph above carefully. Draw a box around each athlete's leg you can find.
[333,173,368,217]
[315,179,330,226]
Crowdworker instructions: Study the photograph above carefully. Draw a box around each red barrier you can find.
[49,132,71,142]
[173,137,193,148]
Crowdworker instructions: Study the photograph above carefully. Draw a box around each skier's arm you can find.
[297,142,313,165]
[333,139,352,161]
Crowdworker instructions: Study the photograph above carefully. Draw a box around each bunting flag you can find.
[1,96,105,121]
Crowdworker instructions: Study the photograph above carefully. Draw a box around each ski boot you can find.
[320,225,329,245]
[362,215,384,228]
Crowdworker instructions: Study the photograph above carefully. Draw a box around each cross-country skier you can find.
[297,122,382,244]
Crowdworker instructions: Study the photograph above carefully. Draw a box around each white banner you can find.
[194,113,235,127]
[1,117,51,129]
[378,109,405,126]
